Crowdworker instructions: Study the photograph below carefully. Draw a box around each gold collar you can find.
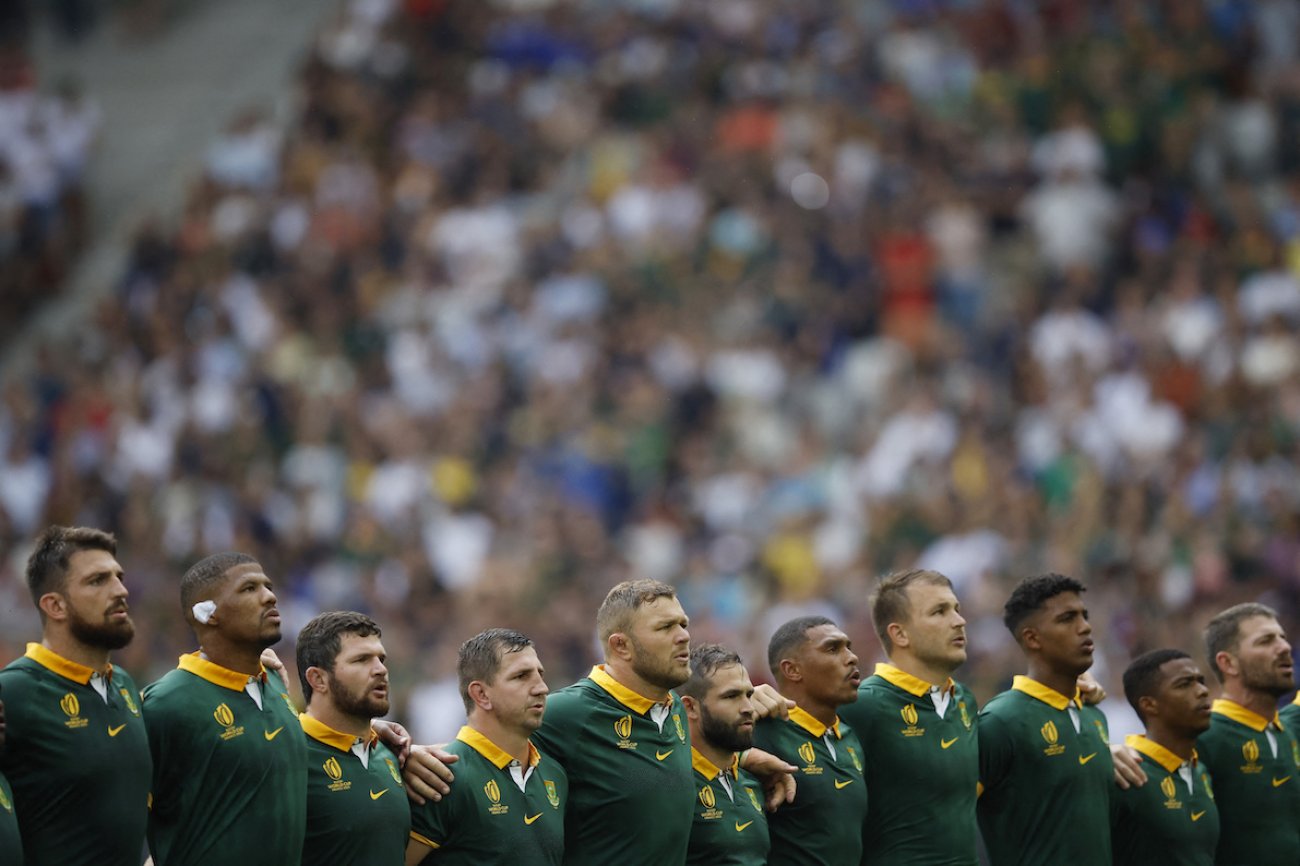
[178,652,267,692]
[588,665,672,715]
[789,704,841,739]
[24,643,111,685]
[1125,734,1196,773]
[874,662,954,697]
[456,725,541,770]
[299,712,378,752]
[1012,675,1081,711]
[1211,698,1281,732]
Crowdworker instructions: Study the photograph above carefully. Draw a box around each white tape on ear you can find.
[192,600,217,624]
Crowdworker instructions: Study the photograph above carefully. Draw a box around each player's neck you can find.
[306,701,373,740]
[603,659,671,704]
[1220,682,1280,722]
[889,652,954,688]
[1024,661,1081,703]
[690,728,736,775]
[470,713,532,766]
[783,685,837,728]
[198,636,266,677]
[1143,722,1196,763]
[41,631,111,672]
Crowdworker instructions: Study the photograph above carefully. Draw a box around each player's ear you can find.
[38,592,67,623]
[886,622,908,650]
[468,680,492,712]
[680,694,700,721]
[1214,651,1238,680]
[778,657,801,683]
[304,666,329,696]
[607,632,633,662]
[1019,626,1040,653]
[1137,694,1158,722]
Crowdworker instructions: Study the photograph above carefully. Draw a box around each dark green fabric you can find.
[1110,750,1218,866]
[685,759,769,865]
[302,732,409,865]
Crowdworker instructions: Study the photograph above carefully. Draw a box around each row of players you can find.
[0,524,1297,864]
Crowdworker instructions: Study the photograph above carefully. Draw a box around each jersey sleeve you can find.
[532,687,586,767]
[409,769,461,851]
[977,706,1012,796]
[142,682,182,824]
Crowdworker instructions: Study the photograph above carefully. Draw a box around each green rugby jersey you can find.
[0,770,21,866]
[1110,735,1217,866]
[532,665,693,866]
[409,725,567,865]
[1281,691,1300,731]
[143,652,307,866]
[1196,698,1300,866]
[837,663,978,866]
[976,676,1113,866]
[685,747,769,866]
[301,713,410,865]
[751,705,868,866]
[0,643,150,866]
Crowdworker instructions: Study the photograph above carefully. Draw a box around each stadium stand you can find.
[1,0,1299,744]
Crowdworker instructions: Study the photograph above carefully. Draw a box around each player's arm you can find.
[401,743,460,804]
[739,747,797,810]
[407,758,460,864]
[750,684,796,720]
[976,709,1011,797]
[1110,742,1146,789]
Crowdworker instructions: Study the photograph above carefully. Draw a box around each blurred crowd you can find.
[3,0,1300,744]
[0,18,101,335]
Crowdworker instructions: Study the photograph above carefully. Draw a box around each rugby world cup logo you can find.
[614,715,633,740]
[214,703,235,727]
[798,742,817,765]
[484,780,501,805]
[699,785,716,809]
[1243,740,1260,763]
[901,704,919,726]
[61,693,80,718]
[1160,777,1176,800]
[323,758,343,782]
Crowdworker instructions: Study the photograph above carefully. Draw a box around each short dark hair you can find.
[680,644,744,701]
[1003,573,1086,638]
[458,628,534,714]
[296,611,383,704]
[1123,648,1191,723]
[871,569,954,651]
[595,579,677,643]
[25,525,118,607]
[1205,603,1278,683]
[768,616,835,678]
[180,552,258,621]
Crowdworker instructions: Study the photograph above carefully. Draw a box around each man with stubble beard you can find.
[298,611,410,865]
[531,580,795,866]
[680,644,769,866]
[0,526,150,866]
[143,552,308,865]
[1198,603,1300,865]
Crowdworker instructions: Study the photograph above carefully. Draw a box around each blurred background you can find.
[1,0,1299,744]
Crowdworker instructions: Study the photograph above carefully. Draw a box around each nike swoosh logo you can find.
[370,789,388,800]
[735,820,753,832]
[264,727,284,741]
[940,737,958,749]
[1190,811,1206,821]
[524,813,542,825]
[108,724,127,737]
[1078,753,1097,765]
[656,750,674,761]
[1274,776,1292,787]
[834,779,854,789]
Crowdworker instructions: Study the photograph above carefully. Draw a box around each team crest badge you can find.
[120,688,140,716]
[1203,774,1214,799]
[958,701,972,730]
[0,786,10,812]
[281,692,297,714]
[386,758,402,785]
[545,779,560,808]
[1292,739,1300,770]
[674,713,686,743]
[847,746,862,772]
[1093,719,1107,741]
[747,787,762,812]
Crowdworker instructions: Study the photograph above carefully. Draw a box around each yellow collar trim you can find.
[1125,735,1196,773]
[456,726,541,770]
[1012,675,1081,711]
[1211,698,1281,732]
[588,665,670,715]
[24,643,110,685]
[691,747,740,781]
[178,652,266,692]
[874,663,954,697]
[789,705,841,739]
[299,713,378,752]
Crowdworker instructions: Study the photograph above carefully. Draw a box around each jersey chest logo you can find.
[699,784,724,820]
[797,741,822,775]
[61,693,88,729]
[614,714,638,750]
[324,757,351,792]
[900,704,925,737]
[484,779,509,815]
[120,688,141,717]
[0,786,11,813]
[213,703,245,741]
[846,745,862,772]
[384,757,404,787]
[1160,776,1183,810]
[1040,721,1065,756]
[544,779,560,808]
[958,701,972,730]
[1241,740,1263,774]
[673,712,686,744]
